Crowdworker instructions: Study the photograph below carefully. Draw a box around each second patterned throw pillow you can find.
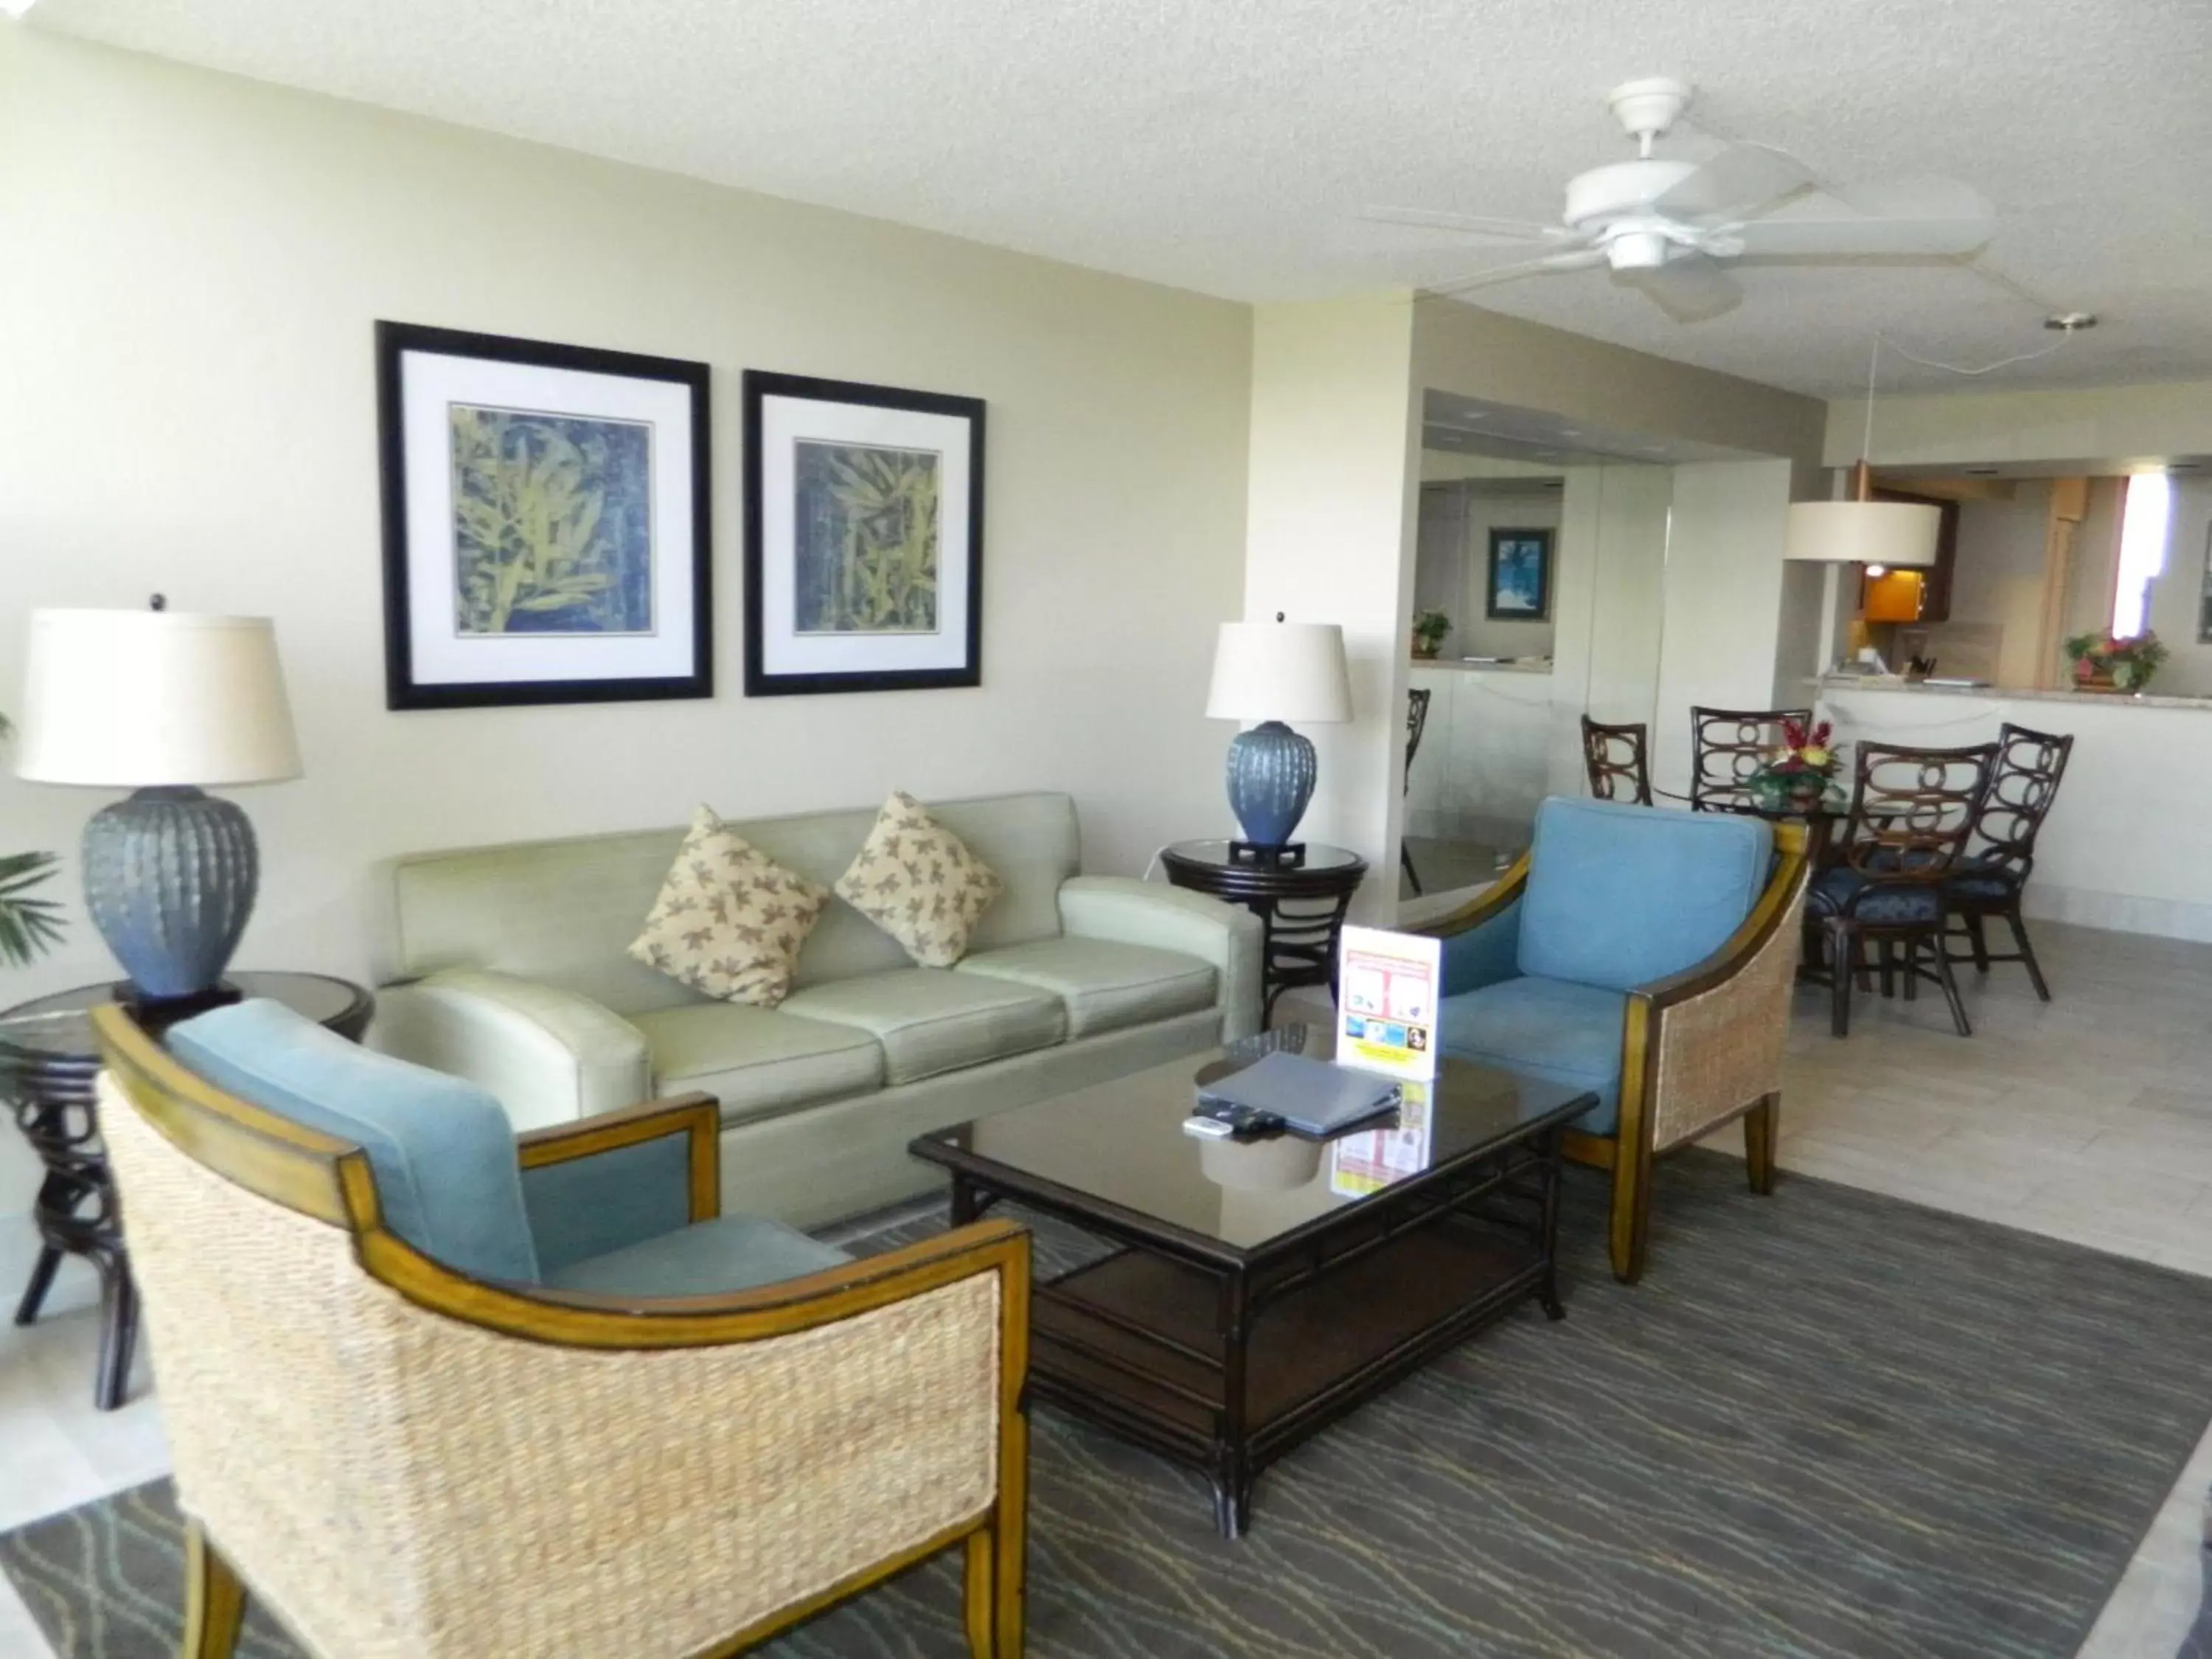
[629,806,829,1007]
[835,791,1004,968]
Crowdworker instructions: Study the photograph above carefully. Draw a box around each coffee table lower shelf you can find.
[1029,1217,1549,1537]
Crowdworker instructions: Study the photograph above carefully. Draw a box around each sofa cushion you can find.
[545,1213,850,1297]
[781,970,1066,1086]
[956,937,1217,1040]
[1436,975,1626,1137]
[628,1003,885,1127]
[1518,797,1768,993]
[835,792,1006,968]
[167,999,539,1283]
[627,806,828,1008]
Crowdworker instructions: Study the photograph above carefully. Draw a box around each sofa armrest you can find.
[515,1094,720,1273]
[1057,876,1265,1040]
[373,970,651,1133]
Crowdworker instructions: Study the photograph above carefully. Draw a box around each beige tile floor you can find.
[0,919,2204,1656]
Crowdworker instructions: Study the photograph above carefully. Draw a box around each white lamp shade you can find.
[1784,500,1942,568]
[16,610,302,787]
[1205,621,1352,723]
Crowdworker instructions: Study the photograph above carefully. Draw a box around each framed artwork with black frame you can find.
[1485,527,1554,622]
[743,369,985,697]
[376,320,712,711]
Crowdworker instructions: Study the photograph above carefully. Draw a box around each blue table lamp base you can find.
[1225,720,1318,849]
[83,786,260,1011]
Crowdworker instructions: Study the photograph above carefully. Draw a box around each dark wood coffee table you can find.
[910,1026,1596,1537]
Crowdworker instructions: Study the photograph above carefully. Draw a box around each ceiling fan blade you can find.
[1359,205,1573,243]
[1728,178,1995,257]
[1624,254,1744,322]
[1422,247,1608,297]
[1652,142,1815,220]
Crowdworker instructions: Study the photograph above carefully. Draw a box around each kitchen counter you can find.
[1815,680,2212,943]
[1819,674,2212,711]
[1411,658,1554,675]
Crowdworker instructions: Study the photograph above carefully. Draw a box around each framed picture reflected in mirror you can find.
[1485,527,1554,622]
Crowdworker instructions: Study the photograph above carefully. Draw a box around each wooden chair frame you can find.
[94,1006,1032,1659]
[1688,706,1812,815]
[1805,741,1997,1039]
[1579,715,1655,805]
[1943,720,2074,1001]
[1416,821,1810,1283]
[1402,686,1433,895]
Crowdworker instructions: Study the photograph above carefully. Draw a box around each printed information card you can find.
[1335,924,1442,1080]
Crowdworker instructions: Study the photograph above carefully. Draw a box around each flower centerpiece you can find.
[1411,608,1451,660]
[1747,716,1843,813]
[2065,630,2168,692]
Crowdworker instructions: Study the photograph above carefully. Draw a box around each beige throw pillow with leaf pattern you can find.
[835,791,1004,968]
[628,806,829,1007]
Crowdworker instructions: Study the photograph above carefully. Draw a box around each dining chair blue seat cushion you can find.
[1436,975,1626,1137]
[1517,798,1770,992]
[1945,852,2020,901]
[544,1213,850,1298]
[1807,867,1944,925]
[167,998,540,1284]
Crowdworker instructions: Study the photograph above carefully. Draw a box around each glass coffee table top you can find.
[914,1024,1596,1257]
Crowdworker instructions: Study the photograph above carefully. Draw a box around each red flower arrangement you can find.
[1769,717,1837,776]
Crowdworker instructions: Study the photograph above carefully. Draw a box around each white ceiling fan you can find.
[1367,78,1996,321]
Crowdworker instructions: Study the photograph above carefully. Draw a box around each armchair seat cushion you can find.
[628,1003,885,1127]
[954,937,1216,1039]
[780,970,1067,1086]
[1809,867,1944,925]
[1436,975,1625,1137]
[546,1213,850,1298]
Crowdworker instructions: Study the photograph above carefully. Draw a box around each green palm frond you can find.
[0,851,63,968]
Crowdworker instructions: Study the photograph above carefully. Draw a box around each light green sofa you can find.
[372,792,1261,1226]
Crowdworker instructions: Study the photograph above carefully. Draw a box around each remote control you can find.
[1181,1115,1236,1140]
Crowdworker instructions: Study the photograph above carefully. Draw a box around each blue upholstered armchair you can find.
[1416,798,1810,1283]
[97,999,1031,1659]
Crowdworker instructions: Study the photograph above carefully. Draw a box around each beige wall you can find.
[0,31,1253,1220]
[1828,380,2212,469]
[1241,296,1419,920]
[1652,460,1801,793]
[1411,303,1829,486]
[1913,484,2056,689]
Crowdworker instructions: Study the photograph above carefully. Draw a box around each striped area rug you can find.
[6,1152,2210,1658]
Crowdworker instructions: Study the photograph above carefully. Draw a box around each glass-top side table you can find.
[1158,841,1368,1026]
[0,971,374,1410]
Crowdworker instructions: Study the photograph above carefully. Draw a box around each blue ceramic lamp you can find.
[1205,618,1352,852]
[16,605,302,1018]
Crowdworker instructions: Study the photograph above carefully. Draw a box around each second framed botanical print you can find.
[377,321,712,709]
[743,370,985,696]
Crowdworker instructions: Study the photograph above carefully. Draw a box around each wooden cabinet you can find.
[1861,489,1961,623]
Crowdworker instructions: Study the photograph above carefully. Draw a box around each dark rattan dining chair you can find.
[1579,716,1654,805]
[1804,740,1997,1038]
[1945,721,2074,1001]
[1689,706,1812,815]
[1402,687,1433,894]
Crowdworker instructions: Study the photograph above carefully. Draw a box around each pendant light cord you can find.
[1862,334,1879,462]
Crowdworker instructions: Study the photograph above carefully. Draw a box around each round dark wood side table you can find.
[1,970,374,1411]
[1159,841,1368,1026]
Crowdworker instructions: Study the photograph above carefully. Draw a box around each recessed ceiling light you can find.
[1965,467,2002,476]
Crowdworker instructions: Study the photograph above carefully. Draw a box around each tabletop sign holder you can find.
[1335,924,1441,1080]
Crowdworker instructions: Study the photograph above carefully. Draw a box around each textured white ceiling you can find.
[32,0,2212,397]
